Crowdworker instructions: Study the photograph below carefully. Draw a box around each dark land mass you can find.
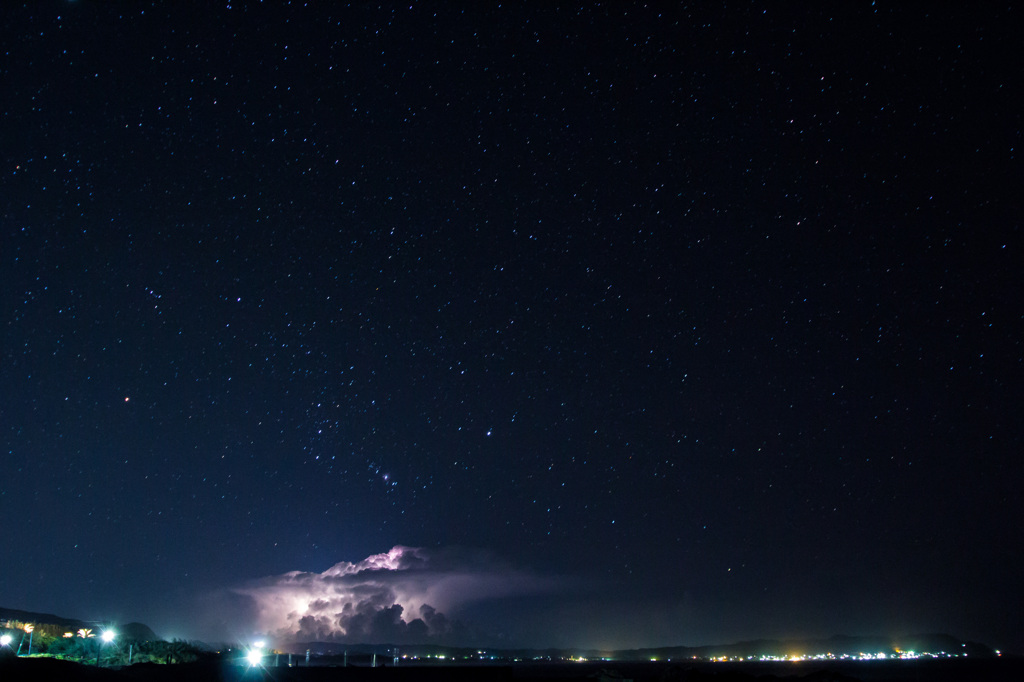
[117,622,161,642]
[0,606,92,630]
[3,654,1024,682]
[2,606,1013,680]
[0,606,159,642]
[2,603,1003,662]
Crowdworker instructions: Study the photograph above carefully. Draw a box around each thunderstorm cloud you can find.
[219,546,558,644]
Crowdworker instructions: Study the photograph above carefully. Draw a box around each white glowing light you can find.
[0,634,11,646]
[247,649,263,666]
[101,631,116,643]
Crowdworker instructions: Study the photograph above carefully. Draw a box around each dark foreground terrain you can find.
[2,656,1022,682]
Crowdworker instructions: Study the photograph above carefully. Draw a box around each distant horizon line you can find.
[0,605,1010,656]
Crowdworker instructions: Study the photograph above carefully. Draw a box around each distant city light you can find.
[696,648,978,664]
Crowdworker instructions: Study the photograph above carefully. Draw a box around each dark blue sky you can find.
[2,2,1020,651]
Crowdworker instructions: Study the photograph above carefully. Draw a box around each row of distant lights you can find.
[0,625,115,647]
[220,640,1005,669]
[13,633,989,668]
[697,648,998,663]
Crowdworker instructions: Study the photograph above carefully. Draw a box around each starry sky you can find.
[2,2,1021,652]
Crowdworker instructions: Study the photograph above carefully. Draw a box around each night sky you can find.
[2,2,1021,652]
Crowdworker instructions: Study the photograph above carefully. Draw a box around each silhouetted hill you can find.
[0,606,90,629]
[0,606,160,641]
[118,622,160,642]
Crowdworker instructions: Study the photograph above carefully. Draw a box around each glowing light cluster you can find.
[707,648,976,663]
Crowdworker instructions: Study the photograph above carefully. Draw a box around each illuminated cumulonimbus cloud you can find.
[231,545,554,643]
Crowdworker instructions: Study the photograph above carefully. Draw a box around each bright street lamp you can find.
[97,630,115,666]
[0,634,11,647]
[246,649,263,666]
